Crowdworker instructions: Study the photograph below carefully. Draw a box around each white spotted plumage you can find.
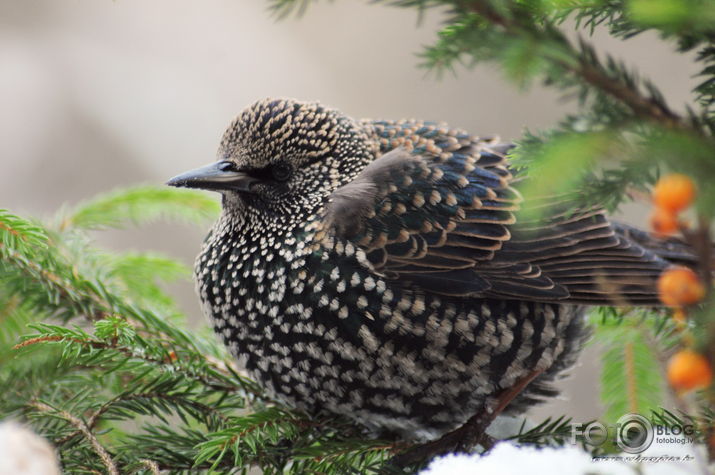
[190,98,595,440]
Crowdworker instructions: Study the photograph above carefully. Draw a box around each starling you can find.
[168,98,690,441]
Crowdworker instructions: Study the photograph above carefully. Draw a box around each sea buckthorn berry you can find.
[657,267,705,306]
[667,349,713,392]
[649,207,679,236]
[653,173,696,213]
[672,308,687,324]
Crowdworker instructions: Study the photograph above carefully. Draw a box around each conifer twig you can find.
[15,333,253,396]
[31,401,119,475]
[461,0,689,132]
[390,369,542,468]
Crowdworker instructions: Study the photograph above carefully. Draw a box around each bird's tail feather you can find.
[611,221,701,267]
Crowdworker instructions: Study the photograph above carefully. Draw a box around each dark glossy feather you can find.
[323,139,684,305]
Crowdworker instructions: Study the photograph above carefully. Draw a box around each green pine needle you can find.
[59,186,220,231]
[0,209,49,253]
[590,310,665,424]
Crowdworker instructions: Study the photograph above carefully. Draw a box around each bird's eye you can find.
[271,162,292,182]
[217,161,237,172]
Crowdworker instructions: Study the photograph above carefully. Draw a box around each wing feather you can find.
[320,123,681,305]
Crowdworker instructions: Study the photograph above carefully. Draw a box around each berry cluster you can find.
[650,173,695,236]
[649,174,712,393]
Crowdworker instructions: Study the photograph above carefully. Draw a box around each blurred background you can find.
[0,0,700,424]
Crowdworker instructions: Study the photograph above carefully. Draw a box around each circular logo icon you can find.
[616,413,653,454]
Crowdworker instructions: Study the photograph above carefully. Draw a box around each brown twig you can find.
[389,369,543,468]
[31,401,118,475]
[462,1,690,132]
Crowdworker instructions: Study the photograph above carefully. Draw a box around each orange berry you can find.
[667,349,712,392]
[649,207,679,236]
[672,308,687,324]
[657,267,706,306]
[653,173,696,212]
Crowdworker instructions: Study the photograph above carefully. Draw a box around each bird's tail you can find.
[611,221,701,268]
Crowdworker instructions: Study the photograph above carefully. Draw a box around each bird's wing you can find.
[319,145,668,304]
[494,199,668,304]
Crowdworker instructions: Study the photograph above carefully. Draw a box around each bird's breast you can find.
[194,217,587,436]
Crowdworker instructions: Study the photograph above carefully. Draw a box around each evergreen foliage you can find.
[2,0,715,472]
[589,308,669,425]
[0,189,399,473]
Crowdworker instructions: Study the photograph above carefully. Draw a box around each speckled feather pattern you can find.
[192,98,672,440]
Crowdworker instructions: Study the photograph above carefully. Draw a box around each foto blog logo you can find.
[569,413,697,454]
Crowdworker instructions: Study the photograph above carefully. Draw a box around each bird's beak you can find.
[166,161,258,192]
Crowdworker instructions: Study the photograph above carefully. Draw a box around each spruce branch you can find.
[389,369,542,468]
[0,209,49,253]
[506,416,577,448]
[30,401,119,475]
[53,390,234,446]
[59,186,219,231]
[457,0,689,131]
[3,214,264,396]
[590,309,666,424]
[15,323,261,398]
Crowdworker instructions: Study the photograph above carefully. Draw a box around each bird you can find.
[167,98,692,441]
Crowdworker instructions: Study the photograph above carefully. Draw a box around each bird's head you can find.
[167,98,377,216]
